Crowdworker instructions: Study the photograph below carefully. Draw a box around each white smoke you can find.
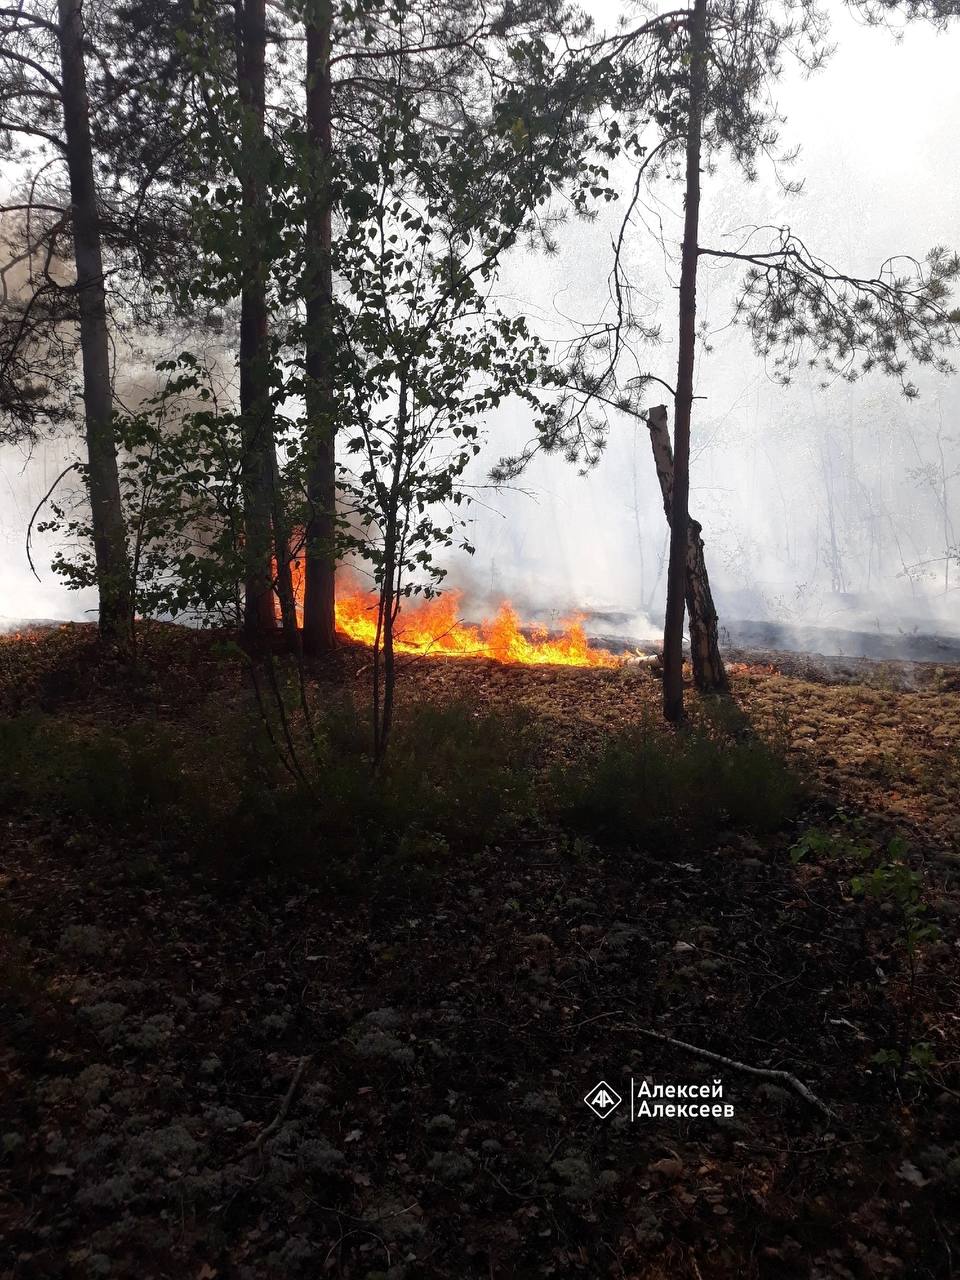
[2,4,959,656]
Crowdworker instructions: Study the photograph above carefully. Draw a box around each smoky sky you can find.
[456,3,960,636]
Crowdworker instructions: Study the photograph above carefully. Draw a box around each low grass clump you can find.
[0,714,197,828]
[226,698,539,875]
[0,698,541,881]
[0,689,804,879]
[555,705,803,853]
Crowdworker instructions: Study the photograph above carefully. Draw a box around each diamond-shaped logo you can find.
[584,1080,622,1118]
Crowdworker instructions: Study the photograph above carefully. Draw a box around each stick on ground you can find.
[243,1055,312,1156]
[617,1024,838,1123]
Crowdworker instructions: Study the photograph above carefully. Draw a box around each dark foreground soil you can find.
[1,624,959,1280]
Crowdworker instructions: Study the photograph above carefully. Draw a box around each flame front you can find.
[338,589,620,667]
[286,561,619,668]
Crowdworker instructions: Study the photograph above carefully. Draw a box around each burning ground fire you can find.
[285,562,624,667]
[335,588,621,667]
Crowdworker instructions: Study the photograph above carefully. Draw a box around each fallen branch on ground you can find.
[243,1055,312,1156]
[616,1024,838,1123]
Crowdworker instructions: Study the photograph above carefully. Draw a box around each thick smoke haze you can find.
[2,3,959,650]
[456,4,960,645]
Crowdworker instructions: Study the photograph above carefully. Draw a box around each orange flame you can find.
[337,588,620,667]
[285,560,619,668]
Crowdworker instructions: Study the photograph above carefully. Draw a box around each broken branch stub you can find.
[645,405,728,694]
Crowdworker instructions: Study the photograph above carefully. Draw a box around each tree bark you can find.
[373,376,409,765]
[301,0,338,655]
[662,0,708,723]
[57,0,132,646]
[271,448,301,649]
[237,0,278,642]
[646,405,728,694]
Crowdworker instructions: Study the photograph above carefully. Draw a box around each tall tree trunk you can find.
[57,0,132,646]
[646,405,728,693]
[301,0,338,655]
[237,0,277,642]
[662,0,707,723]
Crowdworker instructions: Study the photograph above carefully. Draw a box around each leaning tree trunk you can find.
[646,405,728,693]
[57,0,132,646]
[301,0,338,655]
[237,0,278,643]
[662,0,708,723]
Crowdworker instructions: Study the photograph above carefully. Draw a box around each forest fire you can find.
[287,564,621,667]
[338,589,621,667]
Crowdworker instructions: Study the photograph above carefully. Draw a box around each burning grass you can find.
[309,573,624,668]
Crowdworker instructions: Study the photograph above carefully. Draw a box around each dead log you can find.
[645,404,728,694]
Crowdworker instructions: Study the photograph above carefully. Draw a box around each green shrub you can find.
[554,711,802,853]
[0,699,539,880]
[0,715,196,828]
[0,696,801,879]
[221,698,539,875]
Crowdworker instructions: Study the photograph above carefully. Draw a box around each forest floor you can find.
[1,623,959,1280]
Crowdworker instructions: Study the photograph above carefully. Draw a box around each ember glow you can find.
[286,562,620,667]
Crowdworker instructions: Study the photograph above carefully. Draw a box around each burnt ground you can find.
[720,620,960,668]
[1,624,959,1280]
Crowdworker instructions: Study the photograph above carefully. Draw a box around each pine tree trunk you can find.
[662,0,708,723]
[646,405,728,693]
[57,0,132,646]
[237,0,277,643]
[301,0,338,655]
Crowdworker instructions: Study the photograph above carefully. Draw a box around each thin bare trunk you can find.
[371,546,398,767]
[646,405,728,693]
[271,448,300,649]
[302,0,338,655]
[237,0,276,643]
[374,554,397,766]
[373,380,409,765]
[662,0,707,723]
[57,0,131,646]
